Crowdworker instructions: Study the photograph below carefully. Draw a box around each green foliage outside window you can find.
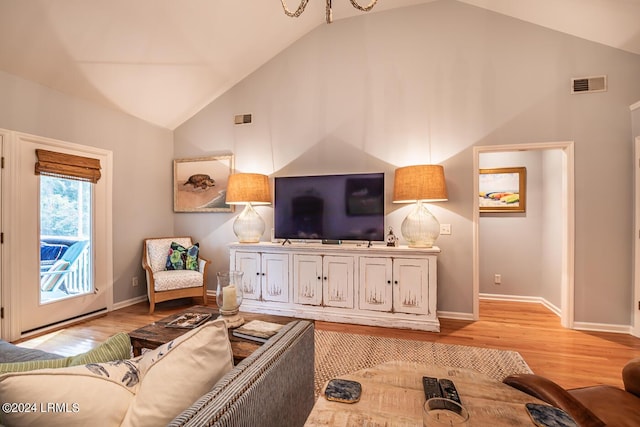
[40,176,91,237]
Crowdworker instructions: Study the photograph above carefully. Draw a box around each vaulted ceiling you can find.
[1,0,639,129]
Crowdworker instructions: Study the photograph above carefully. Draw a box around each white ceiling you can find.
[1,0,639,130]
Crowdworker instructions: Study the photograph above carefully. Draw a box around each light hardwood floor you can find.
[15,299,640,390]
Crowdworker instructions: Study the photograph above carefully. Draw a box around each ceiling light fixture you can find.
[281,0,379,24]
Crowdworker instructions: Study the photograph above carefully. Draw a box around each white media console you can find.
[229,242,440,332]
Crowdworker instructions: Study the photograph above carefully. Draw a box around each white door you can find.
[0,132,4,337]
[15,134,111,334]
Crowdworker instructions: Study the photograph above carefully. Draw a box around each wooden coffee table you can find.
[129,305,298,363]
[305,360,544,426]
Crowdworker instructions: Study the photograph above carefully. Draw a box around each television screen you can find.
[274,173,385,242]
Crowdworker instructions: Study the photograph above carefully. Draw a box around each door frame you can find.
[0,130,6,339]
[2,129,113,340]
[634,137,640,338]
[472,141,575,328]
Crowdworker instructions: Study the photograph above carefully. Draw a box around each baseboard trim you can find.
[112,291,216,312]
[437,311,475,321]
[479,293,561,317]
[479,293,633,334]
[112,295,147,311]
[573,321,633,335]
[113,292,633,335]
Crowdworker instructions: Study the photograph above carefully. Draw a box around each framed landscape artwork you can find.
[479,167,527,213]
[174,154,235,213]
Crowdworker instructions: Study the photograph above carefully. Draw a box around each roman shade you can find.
[35,149,101,183]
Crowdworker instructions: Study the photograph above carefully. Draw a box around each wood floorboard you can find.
[14,299,640,390]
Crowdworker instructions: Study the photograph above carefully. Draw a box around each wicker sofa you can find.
[0,320,315,426]
[169,320,315,426]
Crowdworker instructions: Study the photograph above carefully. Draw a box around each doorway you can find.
[2,131,113,340]
[472,142,575,327]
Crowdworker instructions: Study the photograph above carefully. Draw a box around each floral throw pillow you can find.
[165,242,199,271]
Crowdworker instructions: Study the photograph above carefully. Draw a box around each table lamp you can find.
[225,173,271,243]
[393,165,448,248]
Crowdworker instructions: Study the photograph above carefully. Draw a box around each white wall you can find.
[541,150,564,306]
[174,0,640,325]
[0,70,174,304]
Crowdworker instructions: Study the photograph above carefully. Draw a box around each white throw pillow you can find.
[121,318,233,426]
[0,318,233,427]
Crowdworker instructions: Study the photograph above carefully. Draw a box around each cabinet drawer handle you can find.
[394,280,398,285]
[317,276,322,280]
[387,280,391,284]
[323,276,328,281]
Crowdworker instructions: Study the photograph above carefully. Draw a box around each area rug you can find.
[314,330,532,396]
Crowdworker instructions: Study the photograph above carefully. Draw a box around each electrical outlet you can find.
[132,277,139,287]
[440,224,452,235]
[494,274,501,285]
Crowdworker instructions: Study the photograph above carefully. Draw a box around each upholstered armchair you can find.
[142,237,210,314]
[503,358,640,427]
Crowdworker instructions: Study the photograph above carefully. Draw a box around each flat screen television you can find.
[274,172,385,242]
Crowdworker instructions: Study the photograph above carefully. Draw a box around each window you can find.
[39,176,93,303]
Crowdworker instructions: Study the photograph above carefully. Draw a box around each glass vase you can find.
[216,271,245,328]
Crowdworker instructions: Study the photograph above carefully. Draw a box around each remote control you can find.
[438,378,461,404]
[422,376,442,400]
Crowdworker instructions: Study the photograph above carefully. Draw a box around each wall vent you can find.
[571,75,607,94]
[234,114,252,125]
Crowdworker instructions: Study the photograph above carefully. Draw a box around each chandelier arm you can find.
[281,0,310,18]
[349,0,378,12]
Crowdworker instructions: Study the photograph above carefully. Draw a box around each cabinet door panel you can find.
[235,252,260,300]
[261,253,289,302]
[293,255,322,305]
[323,256,354,308]
[359,257,393,312]
[393,258,429,315]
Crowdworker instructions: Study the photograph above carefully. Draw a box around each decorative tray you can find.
[165,312,213,328]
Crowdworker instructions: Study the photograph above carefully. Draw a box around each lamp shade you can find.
[225,173,271,205]
[392,165,448,203]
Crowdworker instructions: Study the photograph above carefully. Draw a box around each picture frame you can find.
[173,154,235,213]
[479,167,527,213]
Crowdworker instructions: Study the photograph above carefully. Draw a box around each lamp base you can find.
[233,203,265,243]
[401,201,440,248]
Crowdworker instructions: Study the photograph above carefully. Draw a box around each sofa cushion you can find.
[0,332,132,374]
[0,320,233,427]
[0,359,139,426]
[121,318,233,426]
[40,242,66,262]
[153,269,205,292]
[0,340,64,363]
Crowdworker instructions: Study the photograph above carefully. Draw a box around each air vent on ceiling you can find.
[571,75,607,94]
